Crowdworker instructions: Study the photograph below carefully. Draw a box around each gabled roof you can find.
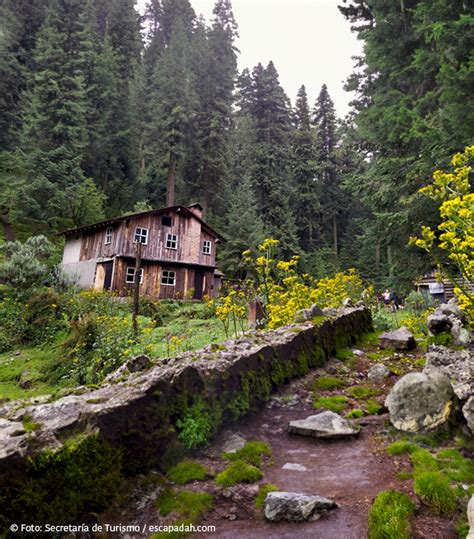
[62,205,225,241]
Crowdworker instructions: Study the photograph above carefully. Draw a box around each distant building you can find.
[415,271,474,302]
[61,204,224,299]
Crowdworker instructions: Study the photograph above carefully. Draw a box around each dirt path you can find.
[201,378,398,539]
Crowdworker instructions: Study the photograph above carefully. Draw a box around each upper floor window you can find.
[104,227,113,245]
[134,227,148,245]
[203,240,212,255]
[166,233,178,250]
[161,216,172,227]
[126,267,143,284]
[161,270,176,286]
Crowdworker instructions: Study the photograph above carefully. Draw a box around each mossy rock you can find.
[215,460,263,487]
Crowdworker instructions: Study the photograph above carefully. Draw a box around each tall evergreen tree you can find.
[292,85,320,251]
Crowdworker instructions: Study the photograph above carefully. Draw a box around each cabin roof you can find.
[62,205,225,241]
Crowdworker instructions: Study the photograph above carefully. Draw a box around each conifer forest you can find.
[0,0,471,289]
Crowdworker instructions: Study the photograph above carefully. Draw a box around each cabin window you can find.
[134,227,148,245]
[202,240,212,255]
[166,233,178,250]
[126,267,143,284]
[161,270,176,286]
[161,216,172,227]
[104,227,113,245]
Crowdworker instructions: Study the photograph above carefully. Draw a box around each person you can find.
[382,289,391,307]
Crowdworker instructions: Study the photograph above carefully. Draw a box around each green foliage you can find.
[0,236,54,293]
[413,471,457,515]
[24,289,66,344]
[0,435,122,526]
[313,376,346,391]
[222,441,271,468]
[215,460,263,487]
[165,461,209,485]
[437,449,474,484]
[176,399,222,450]
[255,483,279,509]
[368,491,415,539]
[387,441,418,456]
[410,449,439,473]
[364,400,383,415]
[156,488,213,520]
[313,395,348,413]
[346,409,364,419]
[348,385,378,400]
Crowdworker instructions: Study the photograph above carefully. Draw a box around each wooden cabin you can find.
[61,204,224,299]
[415,271,474,303]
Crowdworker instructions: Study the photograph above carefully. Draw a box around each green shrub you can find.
[368,490,415,539]
[0,296,28,347]
[387,441,418,456]
[410,449,439,473]
[222,441,271,468]
[156,488,213,519]
[24,289,66,344]
[176,400,222,450]
[166,461,209,485]
[313,376,346,391]
[139,297,164,325]
[313,395,348,413]
[437,449,474,484]
[255,483,279,508]
[413,471,457,514]
[215,460,263,487]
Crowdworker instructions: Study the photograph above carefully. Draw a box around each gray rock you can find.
[427,314,452,335]
[463,397,474,434]
[288,411,359,438]
[467,495,474,539]
[342,298,353,308]
[294,304,324,323]
[385,371,456,433]
[425,346,473,401]
[355,300,365,308]
[322,307,338,317]
[282,463,308,472]
[219,432,247,454]
[379,327,416,350]
[264,491,337,522]
[368,363,390,381]
[450,318,472,346]
[125,355,152,373]
[440,301,467,323]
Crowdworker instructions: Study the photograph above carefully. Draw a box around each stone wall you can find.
[0,307,371,526]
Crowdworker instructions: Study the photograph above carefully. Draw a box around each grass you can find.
[313,376,346,391]
[387,441,418,456]
[22,416,41,432]
[215,460,263,487]
[155,488,214,520]
[335,347,355,360]
[222,441,271,468]
[436,449,474,484]
[255,483,279,508]
[413,471,457,515]
[347,385,378,400]
[364,400,383,415]
[368,490,415,539]
[165,461,209,485]
[313,395,348,413]
[410,449,439,473]
[346,409,364,419]
[395,472,413,481]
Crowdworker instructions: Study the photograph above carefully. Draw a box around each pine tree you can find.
[292,85,320,251]
[16,0,105,232]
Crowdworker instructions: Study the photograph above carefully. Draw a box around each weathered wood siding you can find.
[79,210,217,267]
[112,258,215,299]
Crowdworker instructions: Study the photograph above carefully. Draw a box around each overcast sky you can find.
[136,0,362,117]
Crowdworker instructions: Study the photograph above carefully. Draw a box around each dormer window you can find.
[134,227,148,245]
[104,227,113,245]
[166,233,178,250]
[203,240,211,255]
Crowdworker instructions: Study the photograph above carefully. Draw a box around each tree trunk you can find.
[166,152,177,207]
[0,214,15,241]
[387,245,393,278]
[132,242,142,338]
[375,242,381,273]
[332,214,338,259]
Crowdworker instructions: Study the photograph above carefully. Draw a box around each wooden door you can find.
[193,271,204,299]
[103,261,113,290]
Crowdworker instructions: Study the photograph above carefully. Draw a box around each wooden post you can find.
[132,242,142,338]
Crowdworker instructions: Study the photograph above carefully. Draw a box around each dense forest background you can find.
[0,0,472,290]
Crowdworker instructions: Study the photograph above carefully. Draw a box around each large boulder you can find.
[385,371,456,433]
[288,411,359,438]
[379,327,416,351]
[264,492,337,522]
[424,345,473,401]
[427,314,452,335]
[463,397,474,435]
[467,495,474,539]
